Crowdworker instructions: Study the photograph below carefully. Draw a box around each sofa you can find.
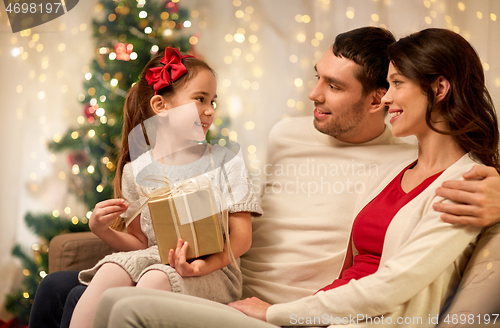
[48,223,500,327]
[48,231,115,273]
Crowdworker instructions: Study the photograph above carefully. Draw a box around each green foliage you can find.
[6,289,32,325]
[47,0,192,209]
[5,245,42,325]
[7,0,232,322]
[6,0,194,322]
[5,213,90,324]
[24,212,90,242]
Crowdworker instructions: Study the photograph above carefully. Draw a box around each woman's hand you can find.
[168,239,207,277]
[89,199,128,235]
[228,297,271,322]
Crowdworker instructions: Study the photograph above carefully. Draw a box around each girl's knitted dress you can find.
[79,144,262,303]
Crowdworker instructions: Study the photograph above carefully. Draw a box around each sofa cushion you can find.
[48,232,115,273]
[438,223,500,327]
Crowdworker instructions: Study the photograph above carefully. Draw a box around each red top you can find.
[318,162,443,292]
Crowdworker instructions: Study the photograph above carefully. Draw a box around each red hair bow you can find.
[145,47,194,95]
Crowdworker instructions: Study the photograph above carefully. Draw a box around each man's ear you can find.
[368,88,387,114]
[150,95,168,116]
[432,76,450,102]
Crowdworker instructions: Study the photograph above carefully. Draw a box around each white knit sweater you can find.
[241,116,417,304]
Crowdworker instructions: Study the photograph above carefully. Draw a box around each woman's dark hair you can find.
[112,51,214,230]
[388,28,499,171]
[332,27,396,95]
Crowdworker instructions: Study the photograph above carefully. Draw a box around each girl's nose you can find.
[204,105,215,116]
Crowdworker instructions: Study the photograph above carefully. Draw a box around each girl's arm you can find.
[90,198,149,252]
[168,211,252,276]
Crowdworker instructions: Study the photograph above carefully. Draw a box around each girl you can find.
[69,47,262,328]
[229,28,499,326]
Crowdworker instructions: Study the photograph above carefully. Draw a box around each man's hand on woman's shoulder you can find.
[434,165,500,227]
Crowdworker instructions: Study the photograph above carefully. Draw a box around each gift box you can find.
[148,186,225,264]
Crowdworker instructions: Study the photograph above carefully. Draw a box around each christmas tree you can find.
[5,0,198,323]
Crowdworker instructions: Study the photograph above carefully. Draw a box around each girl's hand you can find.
[89,199,128,235]
[168,239,207,277]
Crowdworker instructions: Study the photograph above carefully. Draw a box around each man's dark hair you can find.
[332,27,395,95]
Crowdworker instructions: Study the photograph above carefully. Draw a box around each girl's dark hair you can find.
[113,51,214,219]
[388,28,499,172]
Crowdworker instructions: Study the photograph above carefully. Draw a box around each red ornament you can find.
[68,150,89,167]
[166,1,179,13]
[67,153,75,166]
[0,318,28,328]
[84,104,97,119]
[114,42,133,61]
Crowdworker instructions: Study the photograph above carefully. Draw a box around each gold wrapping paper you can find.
[148,187,224,264]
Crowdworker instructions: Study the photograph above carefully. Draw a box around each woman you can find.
[228,28,499,326]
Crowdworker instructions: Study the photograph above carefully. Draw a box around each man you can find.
[30,27,500,328]
[239,27,413,305]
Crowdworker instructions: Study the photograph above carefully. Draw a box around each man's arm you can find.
[433,165,500,227]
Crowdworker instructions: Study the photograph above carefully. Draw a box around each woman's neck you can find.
[414,131,465,174]
[400,130,465,193]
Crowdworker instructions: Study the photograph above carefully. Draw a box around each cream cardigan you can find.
[267,153,482,328]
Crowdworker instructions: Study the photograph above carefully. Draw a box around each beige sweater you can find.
[241,117,416,304]
[266,153,482,327]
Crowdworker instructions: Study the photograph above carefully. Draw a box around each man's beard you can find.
[313,98,365,138]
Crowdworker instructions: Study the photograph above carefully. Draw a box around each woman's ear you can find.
[432,76,450,102]
[150,95,168,116]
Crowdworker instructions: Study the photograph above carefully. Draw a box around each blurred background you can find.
[0,0,499,323]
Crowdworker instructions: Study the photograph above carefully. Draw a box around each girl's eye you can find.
[211,101,217,109]
[196,97,204,102]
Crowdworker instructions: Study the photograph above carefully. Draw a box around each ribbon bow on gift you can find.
[124,174,220,228]
[145,47,194,95]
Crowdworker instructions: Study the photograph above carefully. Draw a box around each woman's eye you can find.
[393,81,402,86]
